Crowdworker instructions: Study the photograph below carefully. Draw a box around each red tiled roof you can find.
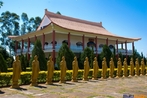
[45,9,117,37]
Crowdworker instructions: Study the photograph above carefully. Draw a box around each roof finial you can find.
[45,9,48,13]
[100,22,102,26]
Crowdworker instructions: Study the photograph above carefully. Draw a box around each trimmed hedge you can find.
[0,68,147,87]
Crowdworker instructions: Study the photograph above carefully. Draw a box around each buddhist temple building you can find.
[9,9,141,63]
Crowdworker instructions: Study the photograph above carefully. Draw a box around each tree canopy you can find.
[30,39,47,70]
[56,43,74,70]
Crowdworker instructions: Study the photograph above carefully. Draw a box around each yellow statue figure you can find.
[101,57,107,79]
[46,56,54,85]
[71,56,79,82]
[123,58,128,77]
[129,58,134,77]
[30,55,40,86]
[109,58,115,78]
[11,55,22,88]
[83,57,90,81]
[92,57,99,80]
[59,56,67,83]
[135,58,140,76]
[140,58,145,76]
[116,58,122,78]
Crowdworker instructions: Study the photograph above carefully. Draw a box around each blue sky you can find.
[1,0,147,57]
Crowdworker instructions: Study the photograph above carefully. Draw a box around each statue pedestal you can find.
[10,81,20,89]
[30,82,38,86]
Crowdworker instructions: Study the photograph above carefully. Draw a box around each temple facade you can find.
[9,9,141,62]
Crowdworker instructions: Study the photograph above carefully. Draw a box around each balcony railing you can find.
[16,44,133,55]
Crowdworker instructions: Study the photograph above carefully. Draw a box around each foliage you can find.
[112,46,117,68]
[0,11,20,56]
[132,49,142,65]
[80,47,95,69]
[0,46,10,60]
[0,1,3,8]
[30,39,47,70]
[100,44,112,67]
[56,43,75,70]
[6,57,14,68]
[20,54,27,71]
[0,53,7,72]
[21,13,42,35]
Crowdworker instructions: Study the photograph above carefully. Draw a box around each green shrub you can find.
[0,53,8,72]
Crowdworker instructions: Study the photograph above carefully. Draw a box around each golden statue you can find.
[59,56,67,83]
[116,58,122,78]
[129,58,134,77]
[71,56,79,82]
[30,55,40,86]
[83,57,90,81]
[123,58,128,77]
[140,58,145,76]
[46,56,54,85]
[135,58,140,76]
[101,57,107,79]
[109,57,115,78]
[11,55,22,88]
[92,57,99,80]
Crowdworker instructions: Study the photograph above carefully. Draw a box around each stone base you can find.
[128,75,132,77]
[71,79,78,82]
[10,84,20,89]
[92,78,98,80]
[83,78,89,81]
[59,80,66,83]
[30,82,38,86]
[45,81,53,85]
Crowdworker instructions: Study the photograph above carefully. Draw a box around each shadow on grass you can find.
[34,85,47,88]
[15,87,27,91]
[64,82,75,85]
[50,84,62,86]
[0,90,5,94]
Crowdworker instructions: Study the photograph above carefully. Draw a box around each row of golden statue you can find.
[11,55,147,89]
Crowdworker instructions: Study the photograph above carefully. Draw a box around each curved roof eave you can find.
[51,22,141,43]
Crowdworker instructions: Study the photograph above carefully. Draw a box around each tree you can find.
[0,46,9,60]
[0,1,3,8]
[0,53,7,72]
[20,54,27,71]
[21,13,41,34]
[30,39,47,70]
[0,11,20,56]
[21,13,29,35]
[56,43,74,70]
[112,46,117,68]
[80,47,95,69]
[100,44,112,68]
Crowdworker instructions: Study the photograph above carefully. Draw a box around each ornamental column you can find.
[27,37,30,61]
[121,43,123,49]
[42,33,45,50]
[106,38,108,46]
[116,39,118,59]
[52,30,55,64]
[132,42,134,55]
[21,39,24,53]
[35,35,37,42]
[82,35,85,50]
[68,32,70,48]
[95,36,98,57]
[15,41,18,55]
[125,41,127,59]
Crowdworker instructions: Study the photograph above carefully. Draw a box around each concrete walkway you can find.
[0,76,147,98]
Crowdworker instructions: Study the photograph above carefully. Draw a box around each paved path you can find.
[0,76,147,98]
